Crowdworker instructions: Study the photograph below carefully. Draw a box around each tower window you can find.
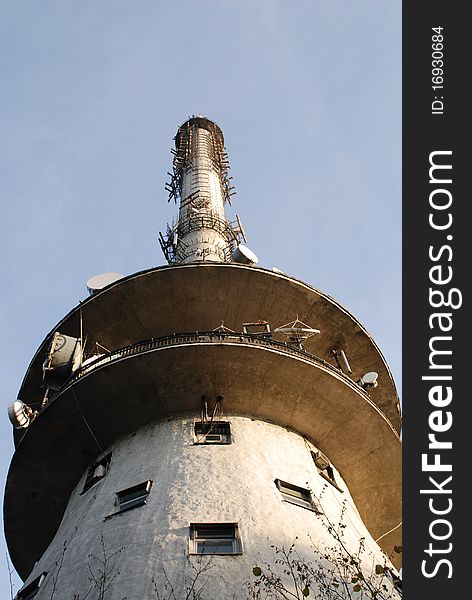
[311,450,343,492]
[275,479,322,513]
[384,567,403,594]
[81,453,112,494]
[194,421,231,444]
[107,481,152,517]
[189,523,242,555]
[15,572,47,600]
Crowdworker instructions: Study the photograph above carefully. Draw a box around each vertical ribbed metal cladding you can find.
[159,116,247,264]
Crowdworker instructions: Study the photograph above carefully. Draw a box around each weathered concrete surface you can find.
[17,417,399,599]
[5,342,401,579]
[15,264,401,430]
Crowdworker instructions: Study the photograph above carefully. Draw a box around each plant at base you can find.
[247,495,402,600]
[72,531,126,600]
[152,553,215,600]
[5,552,16,600]
[49,540,68,599]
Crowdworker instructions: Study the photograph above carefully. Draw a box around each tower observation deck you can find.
[4,117,401,599]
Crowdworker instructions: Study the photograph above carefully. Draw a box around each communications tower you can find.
[4,116,402,599]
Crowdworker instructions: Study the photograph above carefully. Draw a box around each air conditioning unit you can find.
[313,450,330,471]
[204,434,223,443]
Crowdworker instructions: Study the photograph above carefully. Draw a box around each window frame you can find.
[275,479,322,513]
[189,522,242,555]
[194,421,232,445]
[15,572,47,600]
[81,452,112,494]
[105,480,152,518]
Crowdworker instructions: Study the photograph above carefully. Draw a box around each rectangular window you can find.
[275,479,322,513]
[114,481,152,514]
[81,453,112,494]
[189,523,242,555]
[15,573,47,600]
[194,421,231,444]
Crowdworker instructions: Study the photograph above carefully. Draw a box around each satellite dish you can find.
[86,272,124,295]
[231,244,259,265]
[275,318,320,349]
[360,371,379,388]
[275,326,321,336]
[8,400,36,429]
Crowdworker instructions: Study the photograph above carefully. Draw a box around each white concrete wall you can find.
[23,416,398,599]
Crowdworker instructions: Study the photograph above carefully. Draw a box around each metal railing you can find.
[66,331,358,390]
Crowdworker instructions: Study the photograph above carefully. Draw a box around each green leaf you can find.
[351,577,359,583]
[375,565,385,575]
[394,545,403,554]
[302,587,310,597]
[353,584,362,592]
[253,567,262,577]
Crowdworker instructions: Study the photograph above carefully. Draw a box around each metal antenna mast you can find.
[159,115,258,265]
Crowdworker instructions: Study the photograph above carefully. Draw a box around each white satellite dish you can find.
[86,272,124,295]
[275,326,321,336]
[231,244,259,265]
[360,371,379,388]
[274,318,320,349]
[8,400,36,429]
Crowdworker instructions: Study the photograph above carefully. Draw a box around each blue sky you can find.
[0,1,401,594]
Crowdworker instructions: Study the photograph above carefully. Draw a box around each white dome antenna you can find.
[8,400,37,429]
[359,371,379,389]
[86,272,124,295]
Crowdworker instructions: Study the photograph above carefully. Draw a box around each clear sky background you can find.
[0,1,401,595]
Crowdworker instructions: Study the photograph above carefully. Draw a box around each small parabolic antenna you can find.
[86,272,124,295]
[231,244,258,265]
[8,400,36,429]
[360,371,379,389]
[274,317,320,349]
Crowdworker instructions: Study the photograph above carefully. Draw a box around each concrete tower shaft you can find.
[160,116,250,264]
[7,416,398,598]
